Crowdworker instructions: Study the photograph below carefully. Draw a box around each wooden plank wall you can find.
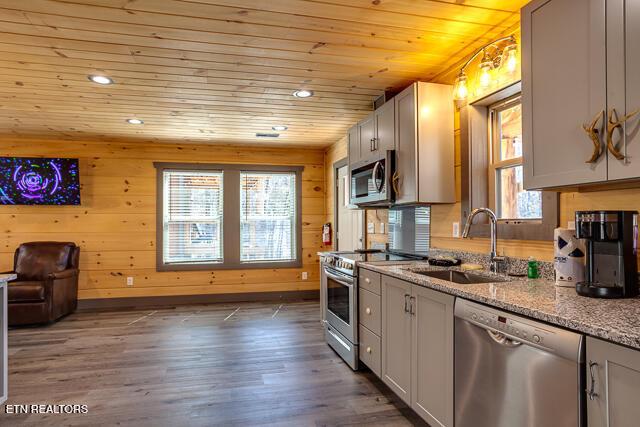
[0,138,325,299]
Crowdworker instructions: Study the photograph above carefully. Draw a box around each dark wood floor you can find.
[1,300,425,426]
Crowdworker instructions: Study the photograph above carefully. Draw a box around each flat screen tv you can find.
[0,157,81,205]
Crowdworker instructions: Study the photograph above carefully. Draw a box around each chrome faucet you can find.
[462,207,507,273]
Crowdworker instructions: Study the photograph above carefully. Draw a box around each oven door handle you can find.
[323,268,354,286]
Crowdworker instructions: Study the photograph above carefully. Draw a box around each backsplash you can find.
[428,248,555,281]
[366,209,389,250]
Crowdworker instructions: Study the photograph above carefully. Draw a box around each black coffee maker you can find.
[575,210,638,298]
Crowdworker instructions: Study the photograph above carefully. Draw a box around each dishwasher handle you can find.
[487,329,522,347]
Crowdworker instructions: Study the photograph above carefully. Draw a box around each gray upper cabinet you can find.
[522,0,607,189]
[358,113,376,160]
[394,82,455,204]
[522,0,640,189]
[586,336,640,427]
[607,0,640,181]
[381,275,412,404]
[348,124,360,165]
[351,101,395,165]
[374,100,395,154]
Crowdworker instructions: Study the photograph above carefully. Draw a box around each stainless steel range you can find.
[320,250,426,369]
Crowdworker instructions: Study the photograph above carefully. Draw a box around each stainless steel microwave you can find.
[350,150,395,206]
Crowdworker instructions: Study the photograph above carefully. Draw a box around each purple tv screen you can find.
[0,157,80,205]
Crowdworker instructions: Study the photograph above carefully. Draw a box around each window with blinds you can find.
[163,170,224,264]
[240,171,296,262]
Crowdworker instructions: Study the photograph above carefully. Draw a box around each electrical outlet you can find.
[452,222,460,238]
[379,223,385,234]
[567,220,576,230]
[301,272,308,280]
[367,222,375,233]
[126,276,134,286]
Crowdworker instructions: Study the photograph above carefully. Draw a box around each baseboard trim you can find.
[78,290,319,311]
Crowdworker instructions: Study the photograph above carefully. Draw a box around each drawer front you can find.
[359,325,381,377]
[359,268,381,295]
[359,287,381,336]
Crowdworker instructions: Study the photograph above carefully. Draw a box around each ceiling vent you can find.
[256,132,280,138]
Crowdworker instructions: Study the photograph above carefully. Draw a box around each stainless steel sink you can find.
[412,270,508,284]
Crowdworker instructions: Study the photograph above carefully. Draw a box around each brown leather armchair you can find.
[5,242,80,326]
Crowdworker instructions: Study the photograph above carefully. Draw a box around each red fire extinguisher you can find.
[322,223,332,245]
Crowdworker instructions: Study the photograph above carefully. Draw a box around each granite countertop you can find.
[359,261,640,350]
[0,274,16,283]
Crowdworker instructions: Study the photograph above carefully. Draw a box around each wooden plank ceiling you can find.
[0,0,527,147]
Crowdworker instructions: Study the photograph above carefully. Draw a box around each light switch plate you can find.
[452,222,460,238]
[567,221,576,230]
[126,277,134,286]
[367,222,375,233]
[301,272,308,280]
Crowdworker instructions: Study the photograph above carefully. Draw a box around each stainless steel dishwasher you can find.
[455,299,585,427]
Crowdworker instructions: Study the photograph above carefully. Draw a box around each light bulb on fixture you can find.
[478,50,493,88]
[453,72,468,101]
[505,41,518,73]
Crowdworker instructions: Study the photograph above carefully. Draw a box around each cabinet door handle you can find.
[582,110,604,163]
[404,294,410,313]
[409,296,416,315]
[365,307,371,315]
[364,277,371,284]
[607,108,640,161]
[392,171,400,196]
[587,361,599,400]
[366,346,372,354]
[370,138,375,151]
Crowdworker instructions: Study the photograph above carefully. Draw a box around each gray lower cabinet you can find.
[411,285,454,427]
[381,275,412,404]
[586,336,640,427]
[380,275,454,426]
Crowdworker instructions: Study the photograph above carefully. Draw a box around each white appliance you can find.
[554,227,586,286]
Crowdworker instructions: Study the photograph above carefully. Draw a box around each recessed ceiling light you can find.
[88,75,114,85]
[272,125,288,131]
[293,89,314,98]
[126,118,144,125]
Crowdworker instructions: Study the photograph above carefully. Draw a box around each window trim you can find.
[154,162,304,271]
[460,81,559,241]
[487,94,542,221]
